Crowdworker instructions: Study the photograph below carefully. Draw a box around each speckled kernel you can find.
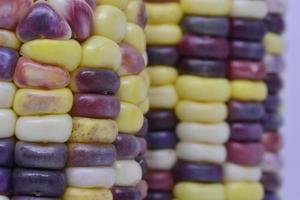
[69,117,118,143]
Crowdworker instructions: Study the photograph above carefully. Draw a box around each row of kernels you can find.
[0,49,18,138]
[9,0,81,198]
[173,1,230,200]
[112,0,148,199]
[0,37,18,198]
[0,3,23,197]
[225,1,269,200]
[66,37,117,200]
[144,0,182,199]
[261,1,286,199]
[63,1,147,199]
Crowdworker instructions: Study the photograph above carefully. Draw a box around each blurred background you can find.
[282,0,300,198]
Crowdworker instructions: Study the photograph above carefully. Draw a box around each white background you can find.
[282,0,300,198]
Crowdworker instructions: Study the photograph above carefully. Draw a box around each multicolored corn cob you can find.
[0,0,148,199]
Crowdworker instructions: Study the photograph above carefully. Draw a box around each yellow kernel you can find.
[145,24,182,45]
[117,75,148,105]
[264,32,285,55]
[115,102,144,134]
[147,66,178,86]
[13,88,73,116]
[63,187,113,200]
[81,36,121,71]
[146,2,183,24]
[93,5,127,42]
[225,182,264,200]
[69,117,118,143]
[180,0,232,16]
[20,39,82,72]
[231,80,267,101]
[176,75,230,102]
[149,85,178,109]
[176,100,228,123]
[174,182,225,200]
[123,23,146,53]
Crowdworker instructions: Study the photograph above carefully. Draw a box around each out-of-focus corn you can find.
[144,0,182,199]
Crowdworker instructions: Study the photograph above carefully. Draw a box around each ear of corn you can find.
[0,0,148,199]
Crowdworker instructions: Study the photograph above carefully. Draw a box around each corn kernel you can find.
[231,80,267,101]
[115,102,144,134]
[0,82,16,108]
[20,39,81,72]
[180,0,232,16]
[176,100,227,123]
[146,3,183,24]
[125,0,146,27]
[117,75,148,105]
[176,75,230,102]
[93,5,127,42]
[69,117,118,143]
[123,23,146,53]
[264,32,285,55]
[146,24,182,45]
[114,160,142,186]
[0,29,21,49]
[13,88,73,116]
[63,187,113,200]
[81,36,121,71]
[0,109,16,138]
[147,66,178,86]
[174,182,225,200]
[225,182,264,200]
[15,114,72,143]
[149,85,178,109]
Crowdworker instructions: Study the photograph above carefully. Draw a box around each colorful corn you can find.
[0,0,148,199]
[0,0,288,199]
[145,0,286,199]
[144,0,182,199]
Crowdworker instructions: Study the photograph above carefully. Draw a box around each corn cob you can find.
[143,1,286,199]
[261,1,286,199]
[0,0,148,199]
[144,0,182,199]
